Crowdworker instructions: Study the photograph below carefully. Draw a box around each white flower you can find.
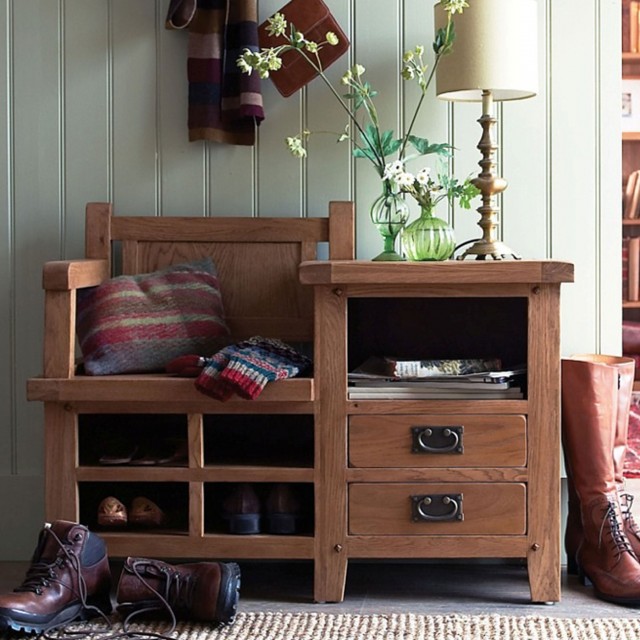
[354,64,365,77]
[341,70,352,84]
[286,136,307,158]
[443,0,469,15]
[305,41,319,53]
[397,172,415,187]
[326,32,339,45]
[266,13,287,37]
[383,160,405,180]
[416,168,431,185]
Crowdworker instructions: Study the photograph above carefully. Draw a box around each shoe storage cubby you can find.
[203,414,314,468]
[204,482,314,536]
[78,414,188,467]
[79,481,190,533]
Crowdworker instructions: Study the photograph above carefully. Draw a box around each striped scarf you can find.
[167,0,264,145]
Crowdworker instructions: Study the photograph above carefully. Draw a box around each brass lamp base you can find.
[457,238,521,261]
[457,90,522,262]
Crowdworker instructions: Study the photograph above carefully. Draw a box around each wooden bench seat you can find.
[26,201,354,581]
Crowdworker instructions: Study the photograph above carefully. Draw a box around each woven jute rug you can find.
[33,612,640,640]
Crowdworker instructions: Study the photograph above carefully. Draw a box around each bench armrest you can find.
[43,259,109,291]
[41,259,109,378]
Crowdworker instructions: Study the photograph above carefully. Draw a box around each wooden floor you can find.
[1,559,640,618]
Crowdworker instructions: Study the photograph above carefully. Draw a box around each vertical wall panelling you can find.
[0,0,624,558]
[500,0,549,261]
[13,0,62,479]
[64,0,111,248]
[157,0,207,217]
[111,1,159,214]
[256,0,304,217]
[402,0,450,227]
[306,0,352,219]
[597,0,622,355]
[353,0,403,258]
[204,0,258,218]
[449,101,482,251]
[0,0,12,475]
[551,0,599,354]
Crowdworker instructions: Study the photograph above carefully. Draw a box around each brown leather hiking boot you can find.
[116,557,240,625]
[0,520,111,634]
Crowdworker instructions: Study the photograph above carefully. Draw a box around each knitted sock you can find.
[219,337,311,400]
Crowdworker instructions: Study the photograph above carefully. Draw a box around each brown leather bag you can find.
[258,0,350,97]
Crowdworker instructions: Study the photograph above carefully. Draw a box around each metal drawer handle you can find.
[411,426,464,454]
[411,493,464,522]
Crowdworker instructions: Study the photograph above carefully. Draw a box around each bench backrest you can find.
[84,202,355,342]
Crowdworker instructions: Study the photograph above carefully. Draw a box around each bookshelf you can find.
[623,1,640,390]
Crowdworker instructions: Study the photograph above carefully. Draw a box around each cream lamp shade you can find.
[433,0,539,260]
[434,0,538,102]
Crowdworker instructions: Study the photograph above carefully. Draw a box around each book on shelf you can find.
[624,237,630,302]
[347,356,525,399]
[630,237,640,302]
[348,387,524,400]
[349,356,504,380]
[624,170,640,219]
[625,1,640,53]
[625,0,632,52]
[349,378,514,390]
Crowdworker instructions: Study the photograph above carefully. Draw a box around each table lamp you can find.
[434,0,538,260]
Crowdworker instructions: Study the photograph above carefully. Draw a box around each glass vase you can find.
[402,206,455,261]
[369,185,410,261]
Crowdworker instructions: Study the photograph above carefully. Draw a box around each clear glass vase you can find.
[369,185,410,261]
[402,206,455,261]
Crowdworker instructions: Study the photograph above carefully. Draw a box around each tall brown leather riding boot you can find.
[610,358,640,557]
[562,356,640,604]
[116,557,240,626]
[0,520,111,634]
[564,355,640,573]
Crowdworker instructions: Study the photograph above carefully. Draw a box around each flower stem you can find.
[294,46,387,172]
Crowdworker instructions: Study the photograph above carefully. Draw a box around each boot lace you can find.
[41,536,180,640]
[598,500,636,561]
[621,492,640,542]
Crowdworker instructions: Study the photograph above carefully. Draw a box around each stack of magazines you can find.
[348,357,525,400]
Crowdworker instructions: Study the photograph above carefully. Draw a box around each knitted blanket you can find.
[166,0,264,145]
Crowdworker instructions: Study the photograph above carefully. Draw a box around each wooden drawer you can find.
[349,414,526,468]
[349,482,526,535]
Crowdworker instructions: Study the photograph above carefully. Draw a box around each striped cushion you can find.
[76,259,229,375]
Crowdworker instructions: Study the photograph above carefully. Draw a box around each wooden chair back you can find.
[83,202,355,342]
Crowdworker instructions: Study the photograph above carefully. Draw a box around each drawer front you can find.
[349,482,526,535]
[349,414,526,468]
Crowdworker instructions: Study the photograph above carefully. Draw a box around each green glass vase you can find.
[369,185,409,261]
[402,206,455,261]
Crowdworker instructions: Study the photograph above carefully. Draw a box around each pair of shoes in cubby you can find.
[222,483,302,535]
[98,438,188,466]
[97,496,167,529]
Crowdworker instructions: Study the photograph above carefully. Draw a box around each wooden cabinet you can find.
[300,259,573,604]
[27,203,574,604]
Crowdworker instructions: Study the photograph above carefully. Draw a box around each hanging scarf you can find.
[166,0,264,145]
